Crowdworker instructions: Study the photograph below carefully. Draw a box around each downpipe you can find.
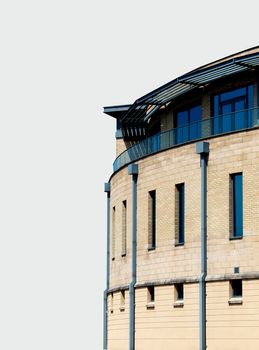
[128,164,138,350]
[103,183,110,350]
[196,142,209,350]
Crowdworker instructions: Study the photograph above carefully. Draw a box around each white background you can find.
[0,1,258,349]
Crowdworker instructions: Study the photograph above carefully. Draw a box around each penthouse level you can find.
[104,46,259,173]
[103,46,259,350]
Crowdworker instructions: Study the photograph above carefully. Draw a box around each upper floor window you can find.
[175,183,185,245]
[121,200,127,257]
[112,206,116,260]
[230,173,243,239]
[213,84,254,134]
[148,190,156,250]
[175,105,202,144]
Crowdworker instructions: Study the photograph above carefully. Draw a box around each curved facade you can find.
[103,47,259,350]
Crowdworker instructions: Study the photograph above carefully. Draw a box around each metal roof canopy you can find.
[103,105,131,118]
[120,51,259,138]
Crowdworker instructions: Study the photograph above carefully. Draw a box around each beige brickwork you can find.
[109,166,132,288]
[108,290,129,350]
[135,284,199,350]
[108,127,259,349]
[116,139,127,157]
[105,52,259,349]
[207,280,259,349]
[207,129,259,277]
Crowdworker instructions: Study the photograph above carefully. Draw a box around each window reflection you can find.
[176,105,202,143]
[213,84,254,134]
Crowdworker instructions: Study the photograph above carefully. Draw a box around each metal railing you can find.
[113,107,259,172]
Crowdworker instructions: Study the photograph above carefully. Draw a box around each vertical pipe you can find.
[103,290,108,350]
[200,154,207,350]
[103,183,111,350]
[196,142,209,350]
[128,164,139,350]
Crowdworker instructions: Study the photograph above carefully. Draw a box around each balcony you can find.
[113,107,259,172]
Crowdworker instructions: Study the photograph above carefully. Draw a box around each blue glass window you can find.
[176,183,185,244]
[176,105,202,144]
[213,84,254,134]
[220,87,246,102]
[231,173,243,238]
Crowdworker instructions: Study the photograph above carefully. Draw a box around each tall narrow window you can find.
[146,286,155,309]
[174,283,184,307]
[229,280,243,305]
[148,190,156,249]
[230,173,243,238]
[112,206,116,259]
[110,292,114,314]
[175,183,185,245]
[120,290,125,311]
[121,200,127,256]
[230,280,242,298]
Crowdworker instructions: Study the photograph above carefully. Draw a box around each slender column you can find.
[196,142,209,350]
[103,182,111,350]
[128,164,139,350]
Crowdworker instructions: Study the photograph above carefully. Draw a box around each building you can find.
[103,47,259,350]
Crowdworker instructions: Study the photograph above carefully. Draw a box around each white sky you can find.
[0,1,259,349]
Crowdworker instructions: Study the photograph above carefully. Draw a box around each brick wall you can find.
[107,128,259,349]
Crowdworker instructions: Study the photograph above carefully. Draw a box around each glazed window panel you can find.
[230,173,243,238]
[148,190,156,249]
[176,105,202,144]
[175,183,185,245]
[121,200,127,256]
[213,84,254,134]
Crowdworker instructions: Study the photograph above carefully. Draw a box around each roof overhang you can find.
[118,49,259,138]
[103,105,131,119]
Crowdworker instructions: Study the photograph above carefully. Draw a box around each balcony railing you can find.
[113,107,259,172]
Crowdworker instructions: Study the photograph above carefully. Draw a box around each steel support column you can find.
[128,164,139,350]
[103,182,111,350]
[196,142,209,350]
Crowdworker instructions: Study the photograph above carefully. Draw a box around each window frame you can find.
[174,283,184,308]
[230,173,243,239]
[148,190,156,250]
[110,292,114,314]
[229,279,243,305]
[146,286,155,309]
[175,103,202,143]
[175,183,185,246]
[213,83,254,134]
[121,200,127,257]
[112,206,116,260]
[120,290,125,311]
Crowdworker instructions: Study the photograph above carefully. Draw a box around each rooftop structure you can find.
[103,47,259,350]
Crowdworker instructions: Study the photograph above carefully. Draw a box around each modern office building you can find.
[103,47,259,350]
